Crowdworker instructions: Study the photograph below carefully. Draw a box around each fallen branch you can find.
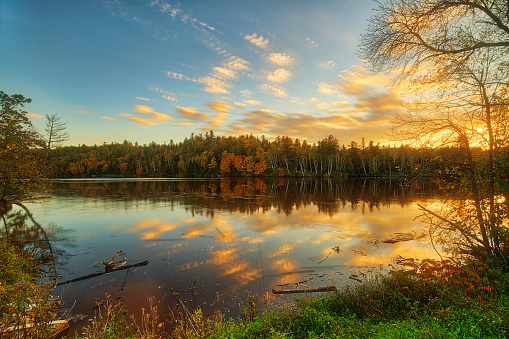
[56,261,149,286]
[272,286,336,294]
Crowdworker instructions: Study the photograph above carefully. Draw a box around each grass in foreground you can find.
[72,258,509,338]
[0,239,56,338]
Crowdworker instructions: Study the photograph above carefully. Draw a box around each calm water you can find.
[20,178,441,333]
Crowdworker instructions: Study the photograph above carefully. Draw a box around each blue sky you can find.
[1,0,402,146]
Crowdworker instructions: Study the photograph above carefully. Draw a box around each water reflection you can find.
[1,203,74,280]
[25,178,441,334]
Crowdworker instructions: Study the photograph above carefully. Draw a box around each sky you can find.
[0,0,403,147]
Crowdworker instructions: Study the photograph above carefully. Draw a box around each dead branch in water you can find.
[56,261,149,286]
[272,286,336,294]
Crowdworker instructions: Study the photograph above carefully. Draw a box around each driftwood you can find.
[56,261,149,286]
[272,286,336,294]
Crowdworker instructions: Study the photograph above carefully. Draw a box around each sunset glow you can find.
[0,0,399,146]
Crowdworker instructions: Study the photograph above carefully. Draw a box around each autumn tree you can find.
[0,91,47,207]
[360,0,509,261]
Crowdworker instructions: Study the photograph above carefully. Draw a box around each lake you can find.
[19,178,441,333]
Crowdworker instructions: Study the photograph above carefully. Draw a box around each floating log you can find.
[56,261,149,286]
[272,286,336,294]
[349,275,362,282]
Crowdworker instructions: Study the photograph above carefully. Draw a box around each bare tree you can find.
[360,0,509,261]
[44,113,69,150]
[360,0,509,77]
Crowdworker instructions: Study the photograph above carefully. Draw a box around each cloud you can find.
[319,60,336,69]
[290,97,307,106]
[336,65,391,96]
[208,101,230,126]
[128,117,160,126]
[134,105,155,114]
[150,87,180,101]
[306,37,318,47]
[244,99,261,106]
[332,100,350,107]
[267,53,295,67]
[163,95,178,102]
[119,112,133,118]
[167,71,194,81]
[132,105,176,122]
[225,56,250,71]
[353,92,403,123]
[197,56,250,94]
[223,109,390,144]
[234,102,247,108]
[221,84,402,144]
[209,101,230,113]
[245,33,269,48]
[101,116,119,121]
[151,112,176,121]
[317,82,337,95]
[136,97,152,101]
[267,68,292,83]
[213,66,237,80]
[240,90,253,97]
[259,84,287,98]
[26,113,43,118]
[175,106,211,119]
[199,76,231,94]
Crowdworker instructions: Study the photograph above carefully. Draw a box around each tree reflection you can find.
[0,202,75,283]
[53,178,437,218]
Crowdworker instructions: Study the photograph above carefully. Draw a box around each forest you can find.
[42,131,508,180]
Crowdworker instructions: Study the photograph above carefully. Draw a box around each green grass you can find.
[69,259,509,338]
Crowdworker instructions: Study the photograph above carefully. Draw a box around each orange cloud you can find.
[208,101,230,126]
[26,113,43,118]
[101,116,118,121]
[134,105,175,122]
[332,101,350,107]
[136,97,152,101]
[240,89,253,97]
[134,105,155,114]
[163,95,178,102]
[128,117,160,126]
[244,99,261,106]
[175,106,211,119]
[317,82,337,95]
[259,84,287,98]
[199,76,231,94]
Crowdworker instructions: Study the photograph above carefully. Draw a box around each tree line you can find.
[43,132,506,180]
